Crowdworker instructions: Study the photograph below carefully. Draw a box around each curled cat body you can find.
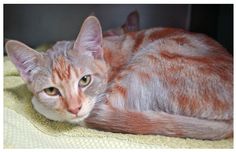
[6,16,233,140]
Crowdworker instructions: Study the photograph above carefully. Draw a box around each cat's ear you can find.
[5,40,42,82]
[122,10,140,32]
[73,16,103,59]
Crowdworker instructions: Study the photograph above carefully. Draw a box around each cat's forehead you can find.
[44,40,97,82]
[47,41,74,59]
[51,55,80,82]
[46,40,91,65]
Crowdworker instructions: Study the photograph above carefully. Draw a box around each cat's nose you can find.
[68,105,82,115]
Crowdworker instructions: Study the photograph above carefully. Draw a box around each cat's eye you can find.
[79,75,91,87]
[44,87,61,96]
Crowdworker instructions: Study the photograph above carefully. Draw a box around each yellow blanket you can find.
[3,55,233,148]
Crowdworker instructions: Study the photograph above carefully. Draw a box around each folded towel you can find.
[4,56,233,148]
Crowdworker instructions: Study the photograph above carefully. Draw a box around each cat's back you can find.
[104,27,232,120]
[103,27,232,71]
[104,27,229,55]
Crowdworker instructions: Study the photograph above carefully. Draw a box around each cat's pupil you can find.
[48,87,54,92]
[82,76,87,81]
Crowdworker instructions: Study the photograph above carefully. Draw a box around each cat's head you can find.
[103,10,140,37]
[6,16,108,124]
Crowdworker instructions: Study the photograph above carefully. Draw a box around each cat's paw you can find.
[88,103,112,118]
[84,103,114,126]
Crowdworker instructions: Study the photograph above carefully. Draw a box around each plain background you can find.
[4,4,233,54]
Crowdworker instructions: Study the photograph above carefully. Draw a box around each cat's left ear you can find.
[122,10,140,32]
[73,16,103,59]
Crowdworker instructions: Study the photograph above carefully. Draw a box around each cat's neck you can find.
[103,35,134,66]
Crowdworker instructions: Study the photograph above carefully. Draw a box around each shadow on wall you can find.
[4,4,233,54]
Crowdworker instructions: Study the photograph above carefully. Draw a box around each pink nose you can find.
[68,105,82,115]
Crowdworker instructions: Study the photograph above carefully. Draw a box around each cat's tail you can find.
[85,104,233,140]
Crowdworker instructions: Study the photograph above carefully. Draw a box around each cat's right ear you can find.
[5,40,42,83]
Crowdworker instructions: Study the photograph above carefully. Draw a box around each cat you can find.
[6,15,233,140]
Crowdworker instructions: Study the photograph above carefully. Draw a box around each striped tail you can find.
[85,104,233,140]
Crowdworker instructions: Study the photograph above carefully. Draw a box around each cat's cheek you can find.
[37,91,60,108]
[32,96,65,122]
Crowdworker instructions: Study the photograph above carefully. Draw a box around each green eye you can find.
[44,87,61,96]
[79,75,91,87]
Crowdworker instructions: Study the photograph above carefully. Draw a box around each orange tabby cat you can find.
[6,16,233,140]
